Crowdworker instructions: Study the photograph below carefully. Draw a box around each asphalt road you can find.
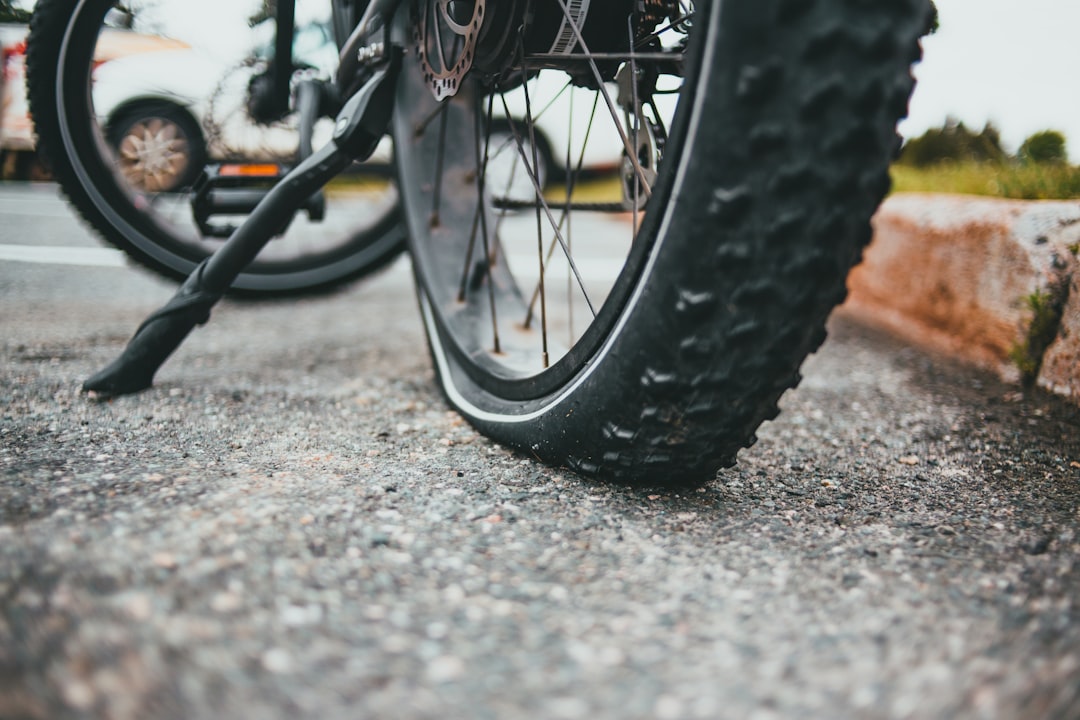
[2,182,1079,719]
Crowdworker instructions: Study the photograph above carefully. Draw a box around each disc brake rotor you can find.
[413,0,485,101]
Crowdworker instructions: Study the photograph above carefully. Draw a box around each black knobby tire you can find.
[395,0,931,484]
[26,0,405,296]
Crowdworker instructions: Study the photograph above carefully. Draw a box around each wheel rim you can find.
[396,0,696,399]
[56,0,402,290]
[115,116,192,193]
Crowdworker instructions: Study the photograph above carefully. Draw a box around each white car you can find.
[2,21,189,154]
[91,15,677,198]
[91,18,348,192]
[1,25,33,153]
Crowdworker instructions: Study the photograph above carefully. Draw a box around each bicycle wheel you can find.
[394,0,931,483]
[27,0,404,296]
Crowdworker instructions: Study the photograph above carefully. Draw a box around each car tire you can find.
[105,101,206,193]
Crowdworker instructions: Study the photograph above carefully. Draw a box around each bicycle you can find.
[28,0,405,294]
[28,0,933,484]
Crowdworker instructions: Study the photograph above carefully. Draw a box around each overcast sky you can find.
[900,0,1080,159]
[14,0,1080,158]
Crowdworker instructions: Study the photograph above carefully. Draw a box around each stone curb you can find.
[840,193,1080,404]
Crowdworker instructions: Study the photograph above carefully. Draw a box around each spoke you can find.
[523,89,600,329]
[146,189,194,237]
[497,93,597,320]
[565,87,575,343]
[517,48,550,367]
[413,99,450,138]
[635,12,695,47]
[649,97,670,141]
[487,131,523,200]
[529,78,575,125]
[629,16,641,237]
[549,0,653,198]
[519,96,604,334]
[458,194,484,300]
[179,189,198,232]
[485,78,573,204]
[456,96,497,296]
[525,51,677,63]
[430,101,450,226]
[493,199,627,213]
[429,30,465,227]
[474,94,502,353]
[431,2,448,73]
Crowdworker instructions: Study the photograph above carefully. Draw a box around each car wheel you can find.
[106,102,206,193]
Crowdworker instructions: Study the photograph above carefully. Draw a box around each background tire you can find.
[27,0,405,296]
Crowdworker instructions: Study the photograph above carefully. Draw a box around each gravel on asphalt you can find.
[2,247,1079,719]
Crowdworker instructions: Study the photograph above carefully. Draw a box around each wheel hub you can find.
[412,0,681,100]
[117,119,189,193]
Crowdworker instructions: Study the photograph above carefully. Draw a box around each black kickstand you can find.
[83,58,400,398]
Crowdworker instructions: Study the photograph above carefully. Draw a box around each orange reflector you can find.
[219,164,281,178]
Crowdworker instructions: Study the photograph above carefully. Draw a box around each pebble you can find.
[280,604,323,627]
[62,680,96,710]
[426,655,465,683]
[210,592,243,613]
[655,695,684,720]
[123,592,153,621]
[261,648,294,674]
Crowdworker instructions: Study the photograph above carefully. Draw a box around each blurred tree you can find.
[899,119,1007,167]
[1019,131,1067,165]
[0,0,32,23]
[927,0,939,35]
[108,4,136,29]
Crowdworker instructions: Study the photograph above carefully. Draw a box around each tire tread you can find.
[458,0,931,484]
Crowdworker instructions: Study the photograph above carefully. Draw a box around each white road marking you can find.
[0,244,127,268]
[0,246,627,279]
[0,205,75,218]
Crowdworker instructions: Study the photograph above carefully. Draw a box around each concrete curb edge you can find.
[840,193,1080,404]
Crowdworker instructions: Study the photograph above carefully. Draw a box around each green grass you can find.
[891,161,1080,200]
[563,164,1080,203]
[325,171,627,204]
[328,163,1080,202]
[1009,289,1067,386]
